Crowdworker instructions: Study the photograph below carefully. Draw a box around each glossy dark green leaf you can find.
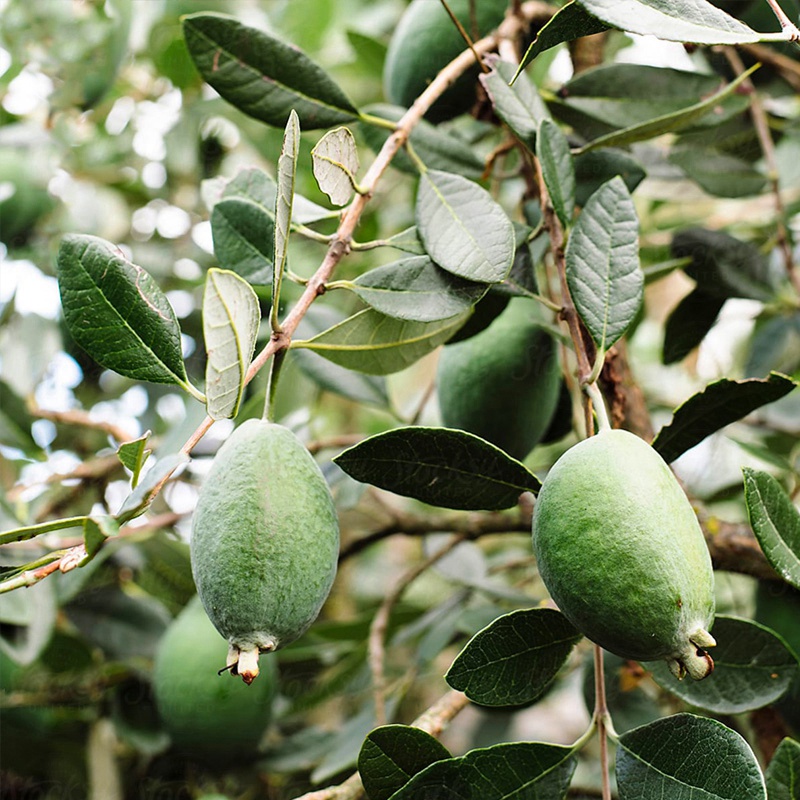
[417,170,515,284]
[671,227,776,302]
[616,713,766,800]
[573,149,646,208]
[358,725,451,800]
[576,0,762,43]
[647,616,799,714]
[360,105,485,180]
[566,177,642,351]
[116,432,152,488]
[211,197,274,285]
[348,256,488,323]
[480,59,550,151]
[516,1,609,74]
[57,234,189,387]
[445,609,582,706]
[333,427,541,511]
[182,13,358,129]
[293,308,469,375]
[651,373,797,463]
[575,66,756,153]
[537,119,575,228]
[662,289,726,365]
[292,306,390,408]
[222,166,337,224]
[765,738,800,800]
[669,147,767,198]
[743,469,800,590]
[388,741,576,800]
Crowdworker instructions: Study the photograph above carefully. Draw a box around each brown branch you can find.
[28,405,135,445]
[738,42,800,92]
[369,533,470,726]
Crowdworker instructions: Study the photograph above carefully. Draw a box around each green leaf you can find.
[746,312,800,380]
[671,227,776,302]
[566,177,642,351]
[662,289,726,365]
[576,0,762,44]
[573,148,646,208]
[116,432,152,488]
[445,609,582,707]
[358,725,451,800]
[311,126,359,206]
[479,59,550,151]
[385,227,427,255]
[616,713,766,800]
[182,12,359,129]
[57,234,189,388]
[647,616,799,714]
[361,105,485,180]
[416,170,515,284]
[651,373,797,463]
[537,119,575,228]
[347,256,489,323]
[83,515,119,558]
[575,66,757,153]
[116,453,190,524]
[292,306,390,408]
[0,516,88,547]
[765,738,800,800]
[222,166,337,224]
[211,197,274,285]
[516,1,610,75]
[0,579,56,665]
[0,379,37,452]
[333,427,540,511]
[293,309,469,376]
[387,741,577,800]
[669,147,767,198]
[203,268,260,420]
[743,469,800,590]
[274,109,299,314]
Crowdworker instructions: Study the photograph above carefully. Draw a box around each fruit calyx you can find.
[667,628,717,681]
[226,641,276,685]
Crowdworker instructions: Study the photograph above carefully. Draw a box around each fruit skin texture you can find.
[191,419,339,680]
[437,298,561,461]
[383,0,508,122]
[532,429,716,680]
[153,596,276,761]
[754,581,800,733]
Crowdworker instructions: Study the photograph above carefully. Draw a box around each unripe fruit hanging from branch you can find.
[532,429,716,680]
[191,419,340,684]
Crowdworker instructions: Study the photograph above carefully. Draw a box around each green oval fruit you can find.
[754,581,800,733]
[383,0,508,122]
[153,596,277,761]
[437,298,562,460]
[532,429,716,680]
[191,419,339,683]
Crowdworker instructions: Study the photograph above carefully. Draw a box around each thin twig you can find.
[723,46,797,289]
[28,405,135,444]
[369,533,470,726]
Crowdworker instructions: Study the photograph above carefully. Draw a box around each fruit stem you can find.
[263,348,287,422]
[584,382,611,433]
[592,644,613,800]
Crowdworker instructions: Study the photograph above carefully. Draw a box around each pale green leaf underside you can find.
[312,126,359,206]
[743,468,800,590]
[293,308,469,375]
[566,176,642,351]
[577,0,763,44]
[416,170,515,284]
[274,109,300,310]
[203,269,260,420]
